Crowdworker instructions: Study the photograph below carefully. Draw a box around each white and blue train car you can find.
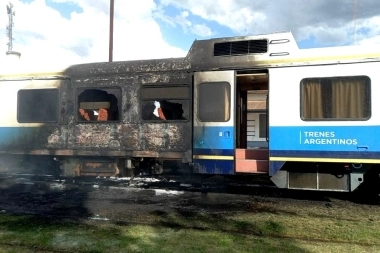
[268,48,380,192]
[1,31,380,192]
[189,31,380,192]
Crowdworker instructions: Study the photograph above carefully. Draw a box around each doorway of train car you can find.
[235,71,269,174]
[193,71,236,175]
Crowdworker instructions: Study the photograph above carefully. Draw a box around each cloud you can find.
[158,0,380,47]
[0,0,187,68]
[1,0,380,69]
[191,24,213,37]
[154,6,215,37]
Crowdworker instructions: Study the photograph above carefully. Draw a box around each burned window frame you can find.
[76,87,122,123]
[300,75,371,121]
[140,84,190,122]
[17,88,59,123]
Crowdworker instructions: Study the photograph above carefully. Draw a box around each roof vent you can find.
[214,39,268,56]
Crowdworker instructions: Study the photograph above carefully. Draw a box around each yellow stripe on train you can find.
[193,155,234,160]
[269,157,380,163]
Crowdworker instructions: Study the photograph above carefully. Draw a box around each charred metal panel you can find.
[138,74,171,84]
[119,124,140,150]
[186,32,297,70]
[75,124,119,148]
[139,123,166,150]
[64,68,193,160]
[47,127,68,148]
[4,149,185,160]
[0,57,193,162]
[61,158,119,177]
[166,124,188,149]
[138,123,190,151]
[73,122,190,153]
[66,59,191,78]
[54,150,74,156]
[81,162,118,174]
[123,82,140,124]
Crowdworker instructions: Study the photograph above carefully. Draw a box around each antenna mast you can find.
[6,2,16,52]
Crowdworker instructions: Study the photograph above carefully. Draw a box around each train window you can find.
[198,82,230,122]
[301,76,370,120]
[141,86,190,121]
[259,114,267,138]
[77,88,120,122]
[17,89,59,123]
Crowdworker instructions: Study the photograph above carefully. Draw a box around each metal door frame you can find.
[192,70,236,174]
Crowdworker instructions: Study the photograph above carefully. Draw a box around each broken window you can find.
[141,85,190,121]
[17,89,59,123]
[77,88,120,122]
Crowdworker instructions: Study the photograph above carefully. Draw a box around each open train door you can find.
[192,71,236,175]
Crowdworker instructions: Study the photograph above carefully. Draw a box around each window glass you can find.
[18,89,58,123]
[301,76,370,120]
[259,113,267,138]
[77,88,120,122]
[198,82,230,122]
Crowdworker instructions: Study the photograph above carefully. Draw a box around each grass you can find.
[0,214,291,253]
[0,204,380,253]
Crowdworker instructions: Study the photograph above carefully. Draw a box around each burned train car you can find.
[0,57,193,177]
[1,31,380,192]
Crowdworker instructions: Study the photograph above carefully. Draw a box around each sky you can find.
[1,0,380,67]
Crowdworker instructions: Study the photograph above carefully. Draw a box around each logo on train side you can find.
[300,131,358,145]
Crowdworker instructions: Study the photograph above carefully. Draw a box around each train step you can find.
[235,149,269,173]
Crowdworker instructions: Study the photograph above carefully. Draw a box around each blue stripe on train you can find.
[0,127,38,144]
[193,126,234,175]
[269,125,380,176]
[193,126,234,150]
[269,125,380,152]
[270,150,380,159]
[192,159,234,175]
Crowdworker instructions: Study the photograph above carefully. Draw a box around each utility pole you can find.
[6,2,15,52]
[353,0,357,45]
[109,0,114,62]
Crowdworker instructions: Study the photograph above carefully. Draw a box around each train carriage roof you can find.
[1,31,380,79]
[186,31,380,69]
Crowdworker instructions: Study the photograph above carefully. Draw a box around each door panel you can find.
[193,71,235,175]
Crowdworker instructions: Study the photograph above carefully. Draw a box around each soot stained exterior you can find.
[0,35,269,174]
[61,57,193,162]
[0,35,268,162]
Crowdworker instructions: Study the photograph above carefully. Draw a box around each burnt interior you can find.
[141,85,190,121]
[77,89,119,121]
[142,100,186,121]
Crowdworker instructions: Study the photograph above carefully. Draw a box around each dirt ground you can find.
[0,174,378,223]
[1,174,380,253]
